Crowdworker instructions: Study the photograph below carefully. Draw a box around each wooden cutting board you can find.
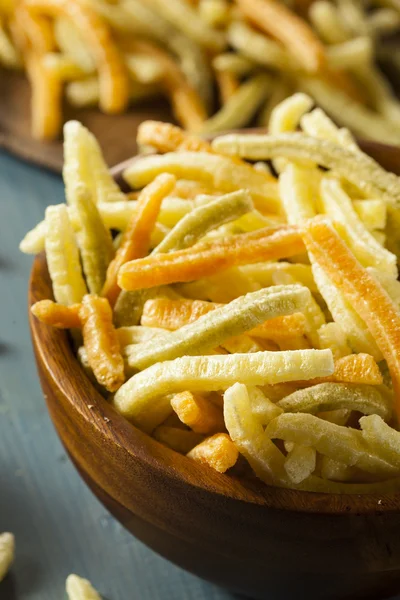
[0,69,174,172]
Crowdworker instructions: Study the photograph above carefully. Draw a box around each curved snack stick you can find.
[24,0,129,114]
[31,299,81,328]
[79,294,124,392]
[137,120,211,154]
[235,0,326,73]
[266,413,398,477]
[118,226,304,291]
[125,40,207,130]
[113,349,334,430]
[102,173,176,306]
[303,217,400,418]
[278,382,392,421]
[187,433,239,473]
[72,185,114,295]
[124,151,280,214]
[44,204,87,305]
[212,132,400,205]
[126,285,313,371]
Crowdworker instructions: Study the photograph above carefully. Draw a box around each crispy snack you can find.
[102,173,176,306]
[118,227,304,291]
[113,350,334,429]
[284,444,316,484]
[200,73,271,134]
[114,285,182,328]
[317,323,351,360]
[79,294,124,392]
[31,299,81,328]
[300,353,383,386]
[266,413,398,477]
[353,200,387,232]
[0,533,15,583]
[278,382,392,421]
[242,261,317,292]
[211,132,400,205]
[123,151,280,214]
[176,266,261,303]
[125,40,207,131]
[54,16,94,72]
[300,107,357,149]
[117,326,171,347]
[137,120,212,154]
[235,0,326,72]
[155,189,253,253]
[227,20,291,71]
[279,163,318,224]
[44,204,87,305]
[187,433,239,473]
[66,574,101,600]
[247,386,283,424]
[153,425,204,454]
[171,390,225,433]
[224,383,286,483]
[319,178,397,275]
[269,93,314,136]
[126,285,312,371]
[72,185,114,295]
[360,414,400,469]
[309,0,350,44]
[303,217,400,418]
[25,0,129,114]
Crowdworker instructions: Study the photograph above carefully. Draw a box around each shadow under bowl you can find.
[29,133,400,600]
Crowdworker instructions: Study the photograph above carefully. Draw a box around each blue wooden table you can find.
[0,150,235,600]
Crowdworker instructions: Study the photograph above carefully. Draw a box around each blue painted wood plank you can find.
[0,151,235,600]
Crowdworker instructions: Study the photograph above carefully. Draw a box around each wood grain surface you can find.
[0,150,233,600]
[0,70,174,172]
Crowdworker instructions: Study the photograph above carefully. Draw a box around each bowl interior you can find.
[30,130,400,516]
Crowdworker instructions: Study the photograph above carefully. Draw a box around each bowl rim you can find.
[29,128,400,516]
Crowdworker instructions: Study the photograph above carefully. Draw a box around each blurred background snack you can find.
[1,0,400,169]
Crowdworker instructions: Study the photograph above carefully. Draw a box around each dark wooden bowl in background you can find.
[29,134,400,600]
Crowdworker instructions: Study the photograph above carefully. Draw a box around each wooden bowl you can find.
[29,135,400,600]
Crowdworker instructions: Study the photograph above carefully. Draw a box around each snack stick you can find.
[223,383,287,483]
[44,204,87,305]
[298,353,383,386]
[241,262,317,292]
[309,0,350,44]
[0,533,15,583]
[247,386,283,424]
[153,426,204,454]
[25,0,129,114]
[284,444,316,484]
[137,120,211,154]
[125,40,207,131]
[215,70,239,104]
[298,76,400,145]
[213,52,256,76]
[320,178,397,275]
[200,73,271,134]
[42,52,86,80]
[277,382,392,421]
[367,267,400,307]
[114,283,182,328]
[125,53,163,84]
[126,285,312,370]
[300,107,358,150]
[235,0,326,72]
[312,262,382,360]
[326,36,372,70]
[171,390,225,433]
[147,0,226,52]
[176,266,261,303]
[79,295,124,392]
[279,163,318,225]
[31,299,81,328]
[113,350,334,429]
[353,200,387,232]
[63,120,126,207]
[24,52,62,140]
[187,433,239,473]
[360,414,400,469]
[66,77,160,109]
[211,132,400,205]
[227,20,292,71]
[269,93,313,136]
[0,21,20,67]
[118,227,304,291]
[72,185,114,295]
[66,574,101,600]
[266,413,398,477]
[117,326,171,347]
[155,190,253,253]
[304,217,400,417]
[123,151,280,214]
[54,16,94,72]
[317,323,351,359]
[320,457,356,482]
[102,174,175,306]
